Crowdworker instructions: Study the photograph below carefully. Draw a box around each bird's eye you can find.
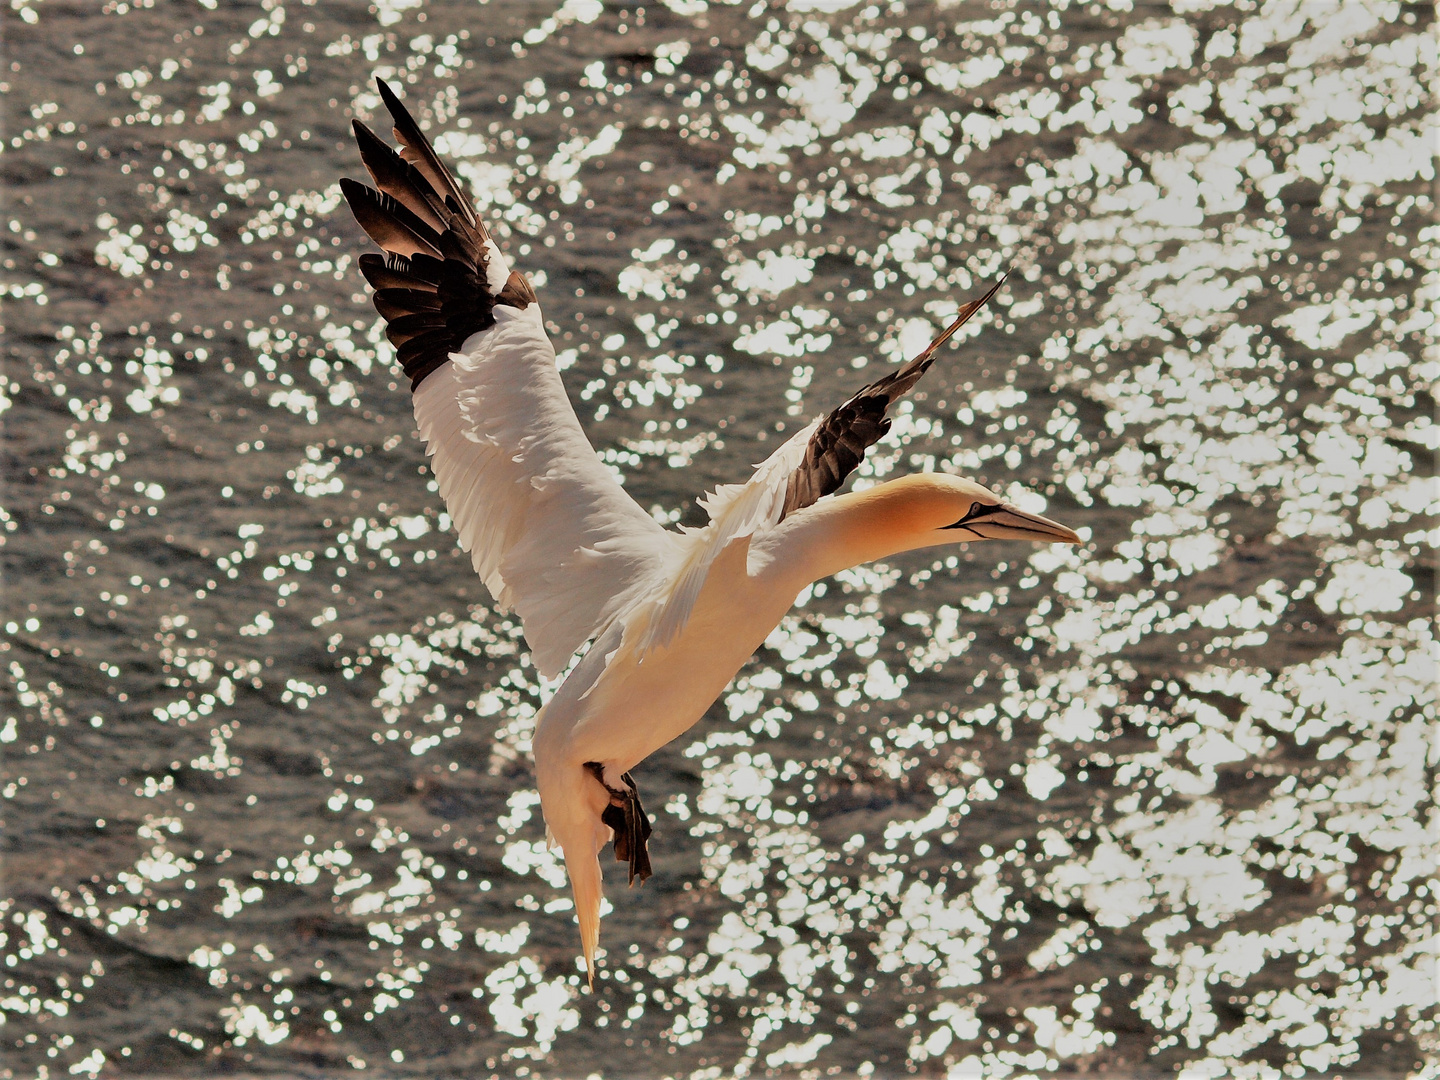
[941,502,1005,530]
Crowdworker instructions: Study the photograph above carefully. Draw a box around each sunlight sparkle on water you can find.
[3,0,1435,1076]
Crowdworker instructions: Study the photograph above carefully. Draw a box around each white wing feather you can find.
[638,420,818,654]
[412,301,676,679]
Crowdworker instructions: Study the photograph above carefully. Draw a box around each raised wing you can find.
[639,278,1006,651]
[780,275,1008,519]
[342,78,523,389]
[343,79,673,678]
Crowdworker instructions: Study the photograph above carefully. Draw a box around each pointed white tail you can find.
[537,754,613,988]
[561,840,605,987]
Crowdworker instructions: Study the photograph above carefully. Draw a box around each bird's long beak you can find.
[948,503,1083,544]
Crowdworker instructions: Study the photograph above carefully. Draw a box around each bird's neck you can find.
[758,476,944,590]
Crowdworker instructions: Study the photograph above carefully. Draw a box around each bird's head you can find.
[860,473,1082,547]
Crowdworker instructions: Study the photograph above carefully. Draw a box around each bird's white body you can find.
[342,82,1083,982]
[537,536,795,781]
[403,302,1077,979]
[535,437,1075,973]
[532,533,794,961]
[537,475,996,782]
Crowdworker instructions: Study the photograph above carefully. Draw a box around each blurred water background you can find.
[3,0,1436,1076]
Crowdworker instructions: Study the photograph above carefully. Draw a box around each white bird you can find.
[342,79,1081,984]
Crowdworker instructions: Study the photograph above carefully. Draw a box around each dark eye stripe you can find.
[941,502,1005,530]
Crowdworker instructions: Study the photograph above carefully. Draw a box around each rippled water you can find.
[4,0,1436,1076]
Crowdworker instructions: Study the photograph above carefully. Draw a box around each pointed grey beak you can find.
[943,503,1082,544]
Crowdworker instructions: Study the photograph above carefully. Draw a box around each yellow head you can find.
[853,473,1082,546]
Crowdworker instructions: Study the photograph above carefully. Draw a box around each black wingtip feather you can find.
[352,118,450,233]
[385,311,447,343]
[374,288,444,321]
[403,351,454,391]
[374,77,478,231]
[779,274,1008,519]
[343,82,526,392]
[359,254,439,292]
[340,178,444,260]
[396,330,455,369]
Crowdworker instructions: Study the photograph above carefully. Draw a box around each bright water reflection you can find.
[3,0,1436,1077]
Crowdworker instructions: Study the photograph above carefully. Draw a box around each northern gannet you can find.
[342,79,1082,983]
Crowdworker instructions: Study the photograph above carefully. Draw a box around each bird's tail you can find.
[538,757,611,987]
[560,840,605,988]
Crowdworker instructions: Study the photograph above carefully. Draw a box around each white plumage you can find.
[412,303,678,679]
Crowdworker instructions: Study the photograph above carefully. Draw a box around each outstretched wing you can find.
[343,79,673,678]
[641,278,1005,652]
[780,275,1007,519]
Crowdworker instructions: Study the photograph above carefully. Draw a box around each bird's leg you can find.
[583,762,653,885]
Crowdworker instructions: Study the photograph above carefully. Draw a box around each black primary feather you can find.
[375,77,478,230]
[352,119,450,232]
[373,288,444,321]
[358,253,437,292]
[780,274,1009,520]
[340,178,444,261]
[342,79,532,390]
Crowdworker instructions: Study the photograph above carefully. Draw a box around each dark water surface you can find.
[3,0,1435,1076]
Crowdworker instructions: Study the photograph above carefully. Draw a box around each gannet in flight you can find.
[342,79,1081,983]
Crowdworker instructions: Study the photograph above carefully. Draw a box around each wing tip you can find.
[375,75,404,114]
[780,271,1011,519]
[338,176,375,216]
[351,117,392,159]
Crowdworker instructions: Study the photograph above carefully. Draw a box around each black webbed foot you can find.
[584,763,653,885]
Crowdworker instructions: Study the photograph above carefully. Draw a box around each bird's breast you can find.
[559,537,803,771]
